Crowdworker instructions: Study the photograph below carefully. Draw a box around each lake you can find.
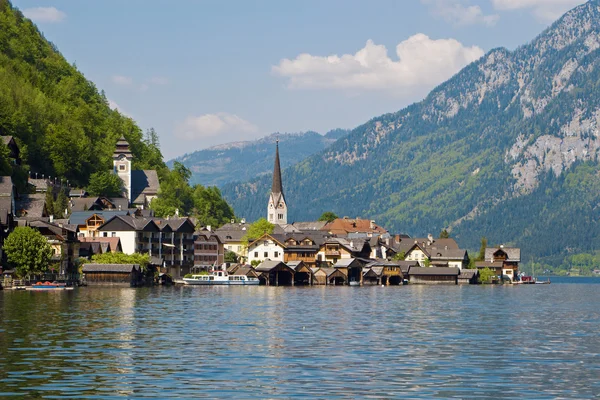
[1,278,599,398]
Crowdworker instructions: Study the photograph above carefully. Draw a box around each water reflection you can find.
[1,282,599,398]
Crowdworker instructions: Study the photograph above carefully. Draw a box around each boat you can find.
[183,270,260,286]
[26,281,74,291]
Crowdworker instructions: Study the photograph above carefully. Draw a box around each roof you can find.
[485,247,521,262]
[323,217,388,236]
[15,194,46,218]
[69,210,130,226]
[320,267,346,278]
[458,269,479,279]
[131,170,159,205]
[82,263,140,273]
[255,260,292,273]
[286,261,305,271]
[215,222,251,242]
[475,261,504,268]
[292,221,328,231]
[98,215,160,232]
[68,188,88,198]
[429,248,468,261]
[0,176,13,196]
[271,141,284,195]
[28,178,52,191]
[333,258,361,268]
[1,136,14,146]
[235,266,258,276]
[0,197,12,224]
[408,267,460,276]
[322,237,368,253]
[363,266,384,277]
[79,237,121,252]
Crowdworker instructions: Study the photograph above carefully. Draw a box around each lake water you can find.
[1,278,599,399]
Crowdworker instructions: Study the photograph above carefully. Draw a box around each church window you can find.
[278,214,283,220]
[119,164,126,171]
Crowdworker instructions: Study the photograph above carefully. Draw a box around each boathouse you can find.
[408,267,459,285]
[255,260,295,286]
[458,269,479,284]
[286,261,313,286]
[310,267,327,285]
[82,263,143,286]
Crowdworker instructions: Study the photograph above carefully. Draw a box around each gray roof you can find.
[1,135,13,146]
[458,269,479,279]
[408,267,460,276]
[485,247,521,262]
[286,261,305,271]
[15,194,46,218]
[363,266,384,277]
[28,178,52,191]
[69,210,130,225]
[429,248,468,261]
[131,170,159,205]
[255,260,291,273]
[0,176,13,196]
[334,258,361,268]
[292,221,328,231]
[82,264,140,273]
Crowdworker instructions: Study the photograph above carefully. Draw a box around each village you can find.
[0,135,521,288]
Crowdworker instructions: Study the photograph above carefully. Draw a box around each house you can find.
[320,267,347,285]
[333,258,364,285]
[69,210,131,237]
[193,230,224,271]
[362,260,404,285]
[458,269,479,284]
[310,267,327,285]
[232,265,260,279]
[483,246,521,281]
[79,237,122,256]
[247,233,286,265]
[26,219,80,277]
[15,193,48,218]
[316,237,371,265]
[286,260,313,285]
[255,260,295,286]
[404,236,467,268]
[215,221,251,261]
[322,217,388,238]
[408,267,459,285]
[1,136,21,165]
[0,176,15,267]
[82,263,143,286]
[282,232,327,268]
[69,197,129,212]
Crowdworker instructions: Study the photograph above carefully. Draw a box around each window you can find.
[111,232,116,237]
[103,232,108,237]
[119,164,126,171]
[254,252,258,257]
[274,251,279,258]
[278,214,283,220]
[269,214,273,220]
[264,252,268,257]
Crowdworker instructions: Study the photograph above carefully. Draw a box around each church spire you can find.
[271,138,283,195]
[267,138,287,225]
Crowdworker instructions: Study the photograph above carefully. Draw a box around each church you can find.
[112,137,159,208]
[267,139,287,225]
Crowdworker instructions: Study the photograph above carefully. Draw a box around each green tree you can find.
[192,185,235,228]
[44,187,54,216]
[250,260,261,267]
[87,171,124,197]
[0,143,11,176]
[224,250,238,263]
[476,237,487,261]
[392,251,406,261]
[3,226,52,277]
[439,229,450,239]
[150,161,194,217]
[242,218,274,245]
[54,189,68,218]
[318,211,338,223]
[478,267,495,284]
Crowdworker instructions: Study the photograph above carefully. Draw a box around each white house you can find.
[247,234,285,265]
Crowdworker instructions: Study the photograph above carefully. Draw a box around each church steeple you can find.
[267,139,288,225]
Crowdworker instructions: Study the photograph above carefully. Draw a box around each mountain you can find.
[223,0,600,265]
[0,0,164,187]
[168,129,349,187]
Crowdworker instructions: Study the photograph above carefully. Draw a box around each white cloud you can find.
[22,7,66,23]
[423,1,499,26]
[272,34,484,93]
[107,99,132,118]
[112,75,133,86]
[175,113,259,141]
[491,0,585,22]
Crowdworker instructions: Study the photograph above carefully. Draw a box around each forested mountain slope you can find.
[169,129,349,187]
[223,0,600,264]
[0,0,164,187]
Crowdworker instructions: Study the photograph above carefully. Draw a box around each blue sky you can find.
[12,0,586,159]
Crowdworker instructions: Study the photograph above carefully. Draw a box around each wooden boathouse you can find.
[82,264,143,286]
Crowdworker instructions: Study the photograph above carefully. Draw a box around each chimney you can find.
[395,234,401,243]
[427,233,433,243]
[49,215,54,223]
[118,205,122,210]
[175,208,179,217]
[370,220,375,230]
[207,225,212,232]
[230,219,235,223]
[241,218,246,224]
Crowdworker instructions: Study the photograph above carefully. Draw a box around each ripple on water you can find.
[1,284,600,398]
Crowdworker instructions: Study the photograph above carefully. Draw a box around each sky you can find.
[11,0,587,160]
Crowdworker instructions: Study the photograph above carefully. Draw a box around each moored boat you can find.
[183,270,259,286]
[27,281,74,291]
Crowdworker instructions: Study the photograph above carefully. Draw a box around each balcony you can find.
[325,250,341,257]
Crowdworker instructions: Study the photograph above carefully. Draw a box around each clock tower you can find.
[113,136,133,202]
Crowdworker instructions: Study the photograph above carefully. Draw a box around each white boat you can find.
[183,270,260,286]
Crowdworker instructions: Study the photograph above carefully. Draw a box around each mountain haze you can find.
[223,0,600,264]
[169,129,349,187]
